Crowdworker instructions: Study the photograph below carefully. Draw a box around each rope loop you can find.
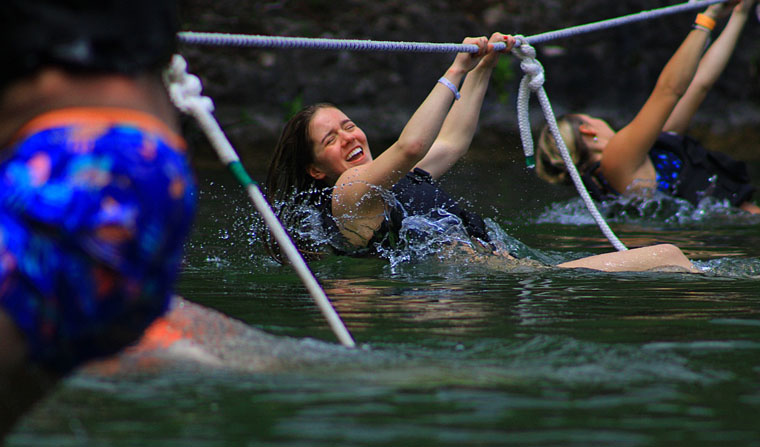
[512,37,545,91]
[513,38,536,60]
[164,54,215,116]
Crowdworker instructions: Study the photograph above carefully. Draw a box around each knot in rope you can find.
[513,36,544,168]
[512,37,544,91]
[164,54,215,116]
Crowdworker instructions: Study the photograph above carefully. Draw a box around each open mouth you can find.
[346,147,364,162]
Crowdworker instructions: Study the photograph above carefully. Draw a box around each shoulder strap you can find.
[580,161,618,201]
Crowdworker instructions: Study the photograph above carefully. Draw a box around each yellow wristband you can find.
[695,13,716,31]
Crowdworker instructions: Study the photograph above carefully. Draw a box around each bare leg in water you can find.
[558,244,698,273]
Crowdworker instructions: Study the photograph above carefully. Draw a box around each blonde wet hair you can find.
[535,114,595,185]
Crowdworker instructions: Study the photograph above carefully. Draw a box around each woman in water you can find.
[535,0,759,213]
[265,33,696,273]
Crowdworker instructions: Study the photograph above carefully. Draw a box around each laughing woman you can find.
[264,33,697,273]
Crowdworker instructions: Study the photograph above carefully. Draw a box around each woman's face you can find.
[307,107,372,184]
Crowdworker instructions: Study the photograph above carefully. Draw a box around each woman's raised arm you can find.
[417,33,515,179]
[601,2,733,193]
[664,0,755,134]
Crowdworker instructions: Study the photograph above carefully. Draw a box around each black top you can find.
[581,132,754,207]
[320,168,490,254]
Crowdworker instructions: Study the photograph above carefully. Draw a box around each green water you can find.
[9,159,760,446]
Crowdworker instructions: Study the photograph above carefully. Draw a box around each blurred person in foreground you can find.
[0,0,196,437]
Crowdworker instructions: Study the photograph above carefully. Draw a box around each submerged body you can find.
[313,166,694,273]
[83,296,360,376]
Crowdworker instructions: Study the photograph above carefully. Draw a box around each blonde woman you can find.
[535,0,759,213]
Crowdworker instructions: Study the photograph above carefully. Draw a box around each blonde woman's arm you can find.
[601,4,726,192]
[664,0,754,134]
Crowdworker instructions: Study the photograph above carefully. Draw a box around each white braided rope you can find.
[178,32,508,53]
[512,39,628,252]
[163,55,356,347]
[179,1,730,51]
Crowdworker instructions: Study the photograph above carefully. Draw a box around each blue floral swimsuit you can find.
[581,132,754,207]
[0,108,197,373]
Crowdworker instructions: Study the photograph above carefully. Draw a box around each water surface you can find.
[10,157,760,447]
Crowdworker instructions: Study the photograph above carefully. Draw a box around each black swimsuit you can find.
[582,133,755,207]
[320,168,490,254]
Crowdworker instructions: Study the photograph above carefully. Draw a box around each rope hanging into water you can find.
[512,39,627,251]
[163,55,356,348]
[178,0,728,50]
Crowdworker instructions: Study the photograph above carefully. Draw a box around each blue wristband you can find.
[437,77,461,100]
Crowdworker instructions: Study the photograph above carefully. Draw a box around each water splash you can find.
[693,257,760,279]
[374,209,479,269]
[261,182,560,272]
[536,193,760,227]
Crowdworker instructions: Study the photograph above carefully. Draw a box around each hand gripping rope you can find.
[163,55,356,348]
